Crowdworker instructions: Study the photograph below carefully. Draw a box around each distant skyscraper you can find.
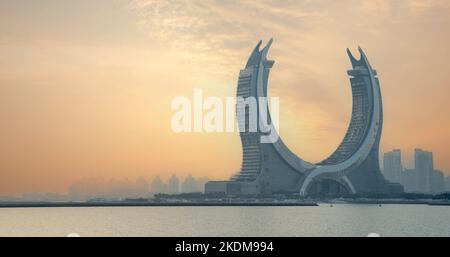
[135,177,149,197]
[431,170,445,193]
[181,175,197,193]
[415,149,434,193]
[445,176,450,192]
[383,149,403,183]
[168,174,180,194]
[401,168,418,192]
[151,176,165,195]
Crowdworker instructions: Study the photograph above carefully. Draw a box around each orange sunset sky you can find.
[1,0,450,195]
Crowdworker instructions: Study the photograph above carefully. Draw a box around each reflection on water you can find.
[0,204,449,236]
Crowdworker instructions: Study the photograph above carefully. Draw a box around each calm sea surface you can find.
[0,204,449,237]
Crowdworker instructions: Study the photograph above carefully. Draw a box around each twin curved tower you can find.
[205,39,403,196]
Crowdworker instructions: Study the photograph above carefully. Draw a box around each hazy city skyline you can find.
[0,174,211,200]
[1,0,450,195]
[383,148,448,194]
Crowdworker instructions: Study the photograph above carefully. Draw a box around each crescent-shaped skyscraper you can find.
[205,39,403,196]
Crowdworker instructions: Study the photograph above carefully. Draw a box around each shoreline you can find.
[1,200,450,208]
[0,201,319,208]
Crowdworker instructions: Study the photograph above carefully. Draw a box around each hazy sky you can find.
[1,0,450,195]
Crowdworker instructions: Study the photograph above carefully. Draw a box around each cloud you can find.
[126,0,327,76]
[125,0,449,81]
